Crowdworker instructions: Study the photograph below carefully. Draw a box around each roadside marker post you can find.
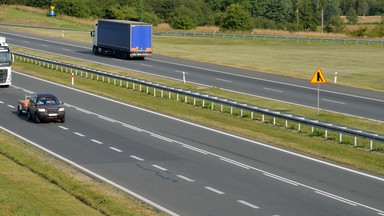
[310,68,327,114]
[182,72,186,84]
[71,73,74,85]
[334,72,338,83]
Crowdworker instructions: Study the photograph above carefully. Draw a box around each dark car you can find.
[27,93,65,123]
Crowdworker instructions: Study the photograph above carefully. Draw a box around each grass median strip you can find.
[10,57,384,177]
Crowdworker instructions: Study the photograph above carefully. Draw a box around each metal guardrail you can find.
[12,51,384,147]
[154,31,384,45]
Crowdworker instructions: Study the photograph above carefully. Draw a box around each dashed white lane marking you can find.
[182,144,209,155]
[237,200,260,209]
[176,175,195,182]
[152,164,168,172]
[91,139,103,145]
[62,48,71,52]
[150,133,174,142]
[315,191,357,206]
[264,87,283,93]
[141,64,153,67]
[322,99,346,105]
[73,132,85,137]
[109,147,123,152]
[58,126,69,130]
[0,101,4,103]
[130,155,145,161]
[220,157,250,169]
[263,173,299,186]
[205,187,225,195]
[7,105,15,108]
[215,78,232,83]
[41,44,49,47]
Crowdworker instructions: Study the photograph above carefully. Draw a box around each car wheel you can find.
[27,110,32,120]
[61,116,65,123]
[17,105,22,115]
[35,113,41,123]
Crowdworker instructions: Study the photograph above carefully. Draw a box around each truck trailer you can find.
[91,19,152,59]
[0,36,12,87]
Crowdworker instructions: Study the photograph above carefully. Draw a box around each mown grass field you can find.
[1,5,384,216]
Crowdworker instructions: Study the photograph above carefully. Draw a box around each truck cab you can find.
[0,36,12,87]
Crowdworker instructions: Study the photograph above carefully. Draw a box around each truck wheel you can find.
[93,45,98,54]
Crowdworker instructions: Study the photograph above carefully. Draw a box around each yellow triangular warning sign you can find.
[310,68,327,84]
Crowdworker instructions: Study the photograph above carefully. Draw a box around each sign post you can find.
[310,68,327,114]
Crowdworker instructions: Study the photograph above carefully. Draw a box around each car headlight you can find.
[59,108,65,112]
[38,108,46,112]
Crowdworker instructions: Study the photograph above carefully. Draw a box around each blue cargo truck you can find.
[91,19,152,59]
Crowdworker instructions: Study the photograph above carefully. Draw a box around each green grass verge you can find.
[0,130,166,216]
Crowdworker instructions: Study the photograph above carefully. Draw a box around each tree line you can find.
[2,0,384,37]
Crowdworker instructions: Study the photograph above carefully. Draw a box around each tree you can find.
[263,0,293,24]
[220,3,252,31]
[346,7,358,24]
[357,0,369,17]
[298,0,318,31]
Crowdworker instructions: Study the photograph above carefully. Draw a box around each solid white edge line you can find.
[13,71,384,183]
[0,125,179,216]
[205,187,225,195]
[237,200,260,209]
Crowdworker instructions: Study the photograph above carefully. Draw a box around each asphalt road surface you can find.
[0,72,383,215]
[1,28,383,122]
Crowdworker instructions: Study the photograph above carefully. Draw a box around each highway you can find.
[0,72,383,215]
[0,28,383,122]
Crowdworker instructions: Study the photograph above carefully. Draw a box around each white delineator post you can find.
[183,72,186,84]
[71,73,74,85]
[334,72,338,83]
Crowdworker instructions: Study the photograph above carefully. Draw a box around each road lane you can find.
[0,72,383,215]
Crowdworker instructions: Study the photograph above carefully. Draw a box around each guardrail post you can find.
[176,94,179,101]
[139,85,142,92]
[161,90,164,98]
[146,86,149,94]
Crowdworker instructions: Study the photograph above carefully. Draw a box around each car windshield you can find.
[37,96,60,105]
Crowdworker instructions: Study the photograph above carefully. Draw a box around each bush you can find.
[368,25,384,38]
[347,27,368,37]
[170,15,196,30]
